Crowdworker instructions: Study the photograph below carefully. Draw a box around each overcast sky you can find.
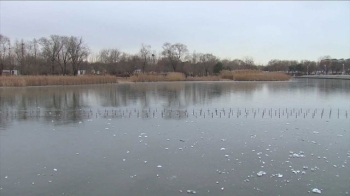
[1,1,349,64]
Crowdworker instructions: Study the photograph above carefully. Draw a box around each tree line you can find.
[1,34,349,76]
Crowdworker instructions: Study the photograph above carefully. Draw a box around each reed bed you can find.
[186,76,221,81]
[129,72,223,82]
[220,70,291,81]
[0,75,118,87]
[1,71,291,87]
[129,72,186,82]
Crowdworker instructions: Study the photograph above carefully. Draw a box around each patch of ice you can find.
[187,190,196,194]
[312,188,321,194]
[257,171,266,177]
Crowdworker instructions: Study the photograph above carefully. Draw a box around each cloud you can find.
[1,1,349,64]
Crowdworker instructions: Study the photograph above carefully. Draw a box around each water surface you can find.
[0,78,349,196]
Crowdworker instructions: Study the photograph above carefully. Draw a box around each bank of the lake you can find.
[295,75,350,80]
[0,71,292,87]
[6,73,350,85]
[0,75,118,87]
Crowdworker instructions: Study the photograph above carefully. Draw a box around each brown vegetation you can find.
[128,71,290,82]
[220,70,291,81]
[128,72,223,82]
[0,75,118,87]
[0,71,291,87]
[129,72,186,82]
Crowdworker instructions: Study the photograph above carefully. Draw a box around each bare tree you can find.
[128,54,141,74]
[39,35,63,75]
[67,36,90,76]
[0,34,11,75]
[318,55,331,74]
[13,39,27,74]
[98,49,109,64]
[161,42,189,72]
[98,48,121,64]
[139,44,152,73]
[242,56,255,69]
[20,39,41,75]
[186,51,200,76]
[199,53,217,76]
[98,48,121,74]
[301,60,317,75]
[87,52,99,63]
[56,36,70,75]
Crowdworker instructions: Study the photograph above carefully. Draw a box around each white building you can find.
[77,70,86,75]
[2,70,19,75]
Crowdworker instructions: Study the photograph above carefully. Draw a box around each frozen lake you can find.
[0,78,349,196]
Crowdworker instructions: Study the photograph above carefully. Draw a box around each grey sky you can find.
[1,1,349,64]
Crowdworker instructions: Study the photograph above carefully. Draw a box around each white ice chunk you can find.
[187,190,196,194]
[257,171,266,177]
[312,188,321,194]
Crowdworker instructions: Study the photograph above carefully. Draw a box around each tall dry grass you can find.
[220,70,291,81]
[186,76,221,81]
[0,75,118,87]
[129,72,186,82]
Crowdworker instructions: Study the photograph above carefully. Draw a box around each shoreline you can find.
[294,75,350,80]
[0,72,292,87]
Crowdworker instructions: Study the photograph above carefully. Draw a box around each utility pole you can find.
[8,46,12,72]
[21,41,25,75]
[21,42,25,59]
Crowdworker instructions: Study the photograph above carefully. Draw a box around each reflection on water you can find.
[0,79,349,129]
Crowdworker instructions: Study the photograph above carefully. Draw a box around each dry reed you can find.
[186,76,221,81]
[220,70,291,81]
[129,72,186,82]
[0,75,118,87]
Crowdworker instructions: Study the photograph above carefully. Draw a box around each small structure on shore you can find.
[1,70,19,76]
[77,70,86,76]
